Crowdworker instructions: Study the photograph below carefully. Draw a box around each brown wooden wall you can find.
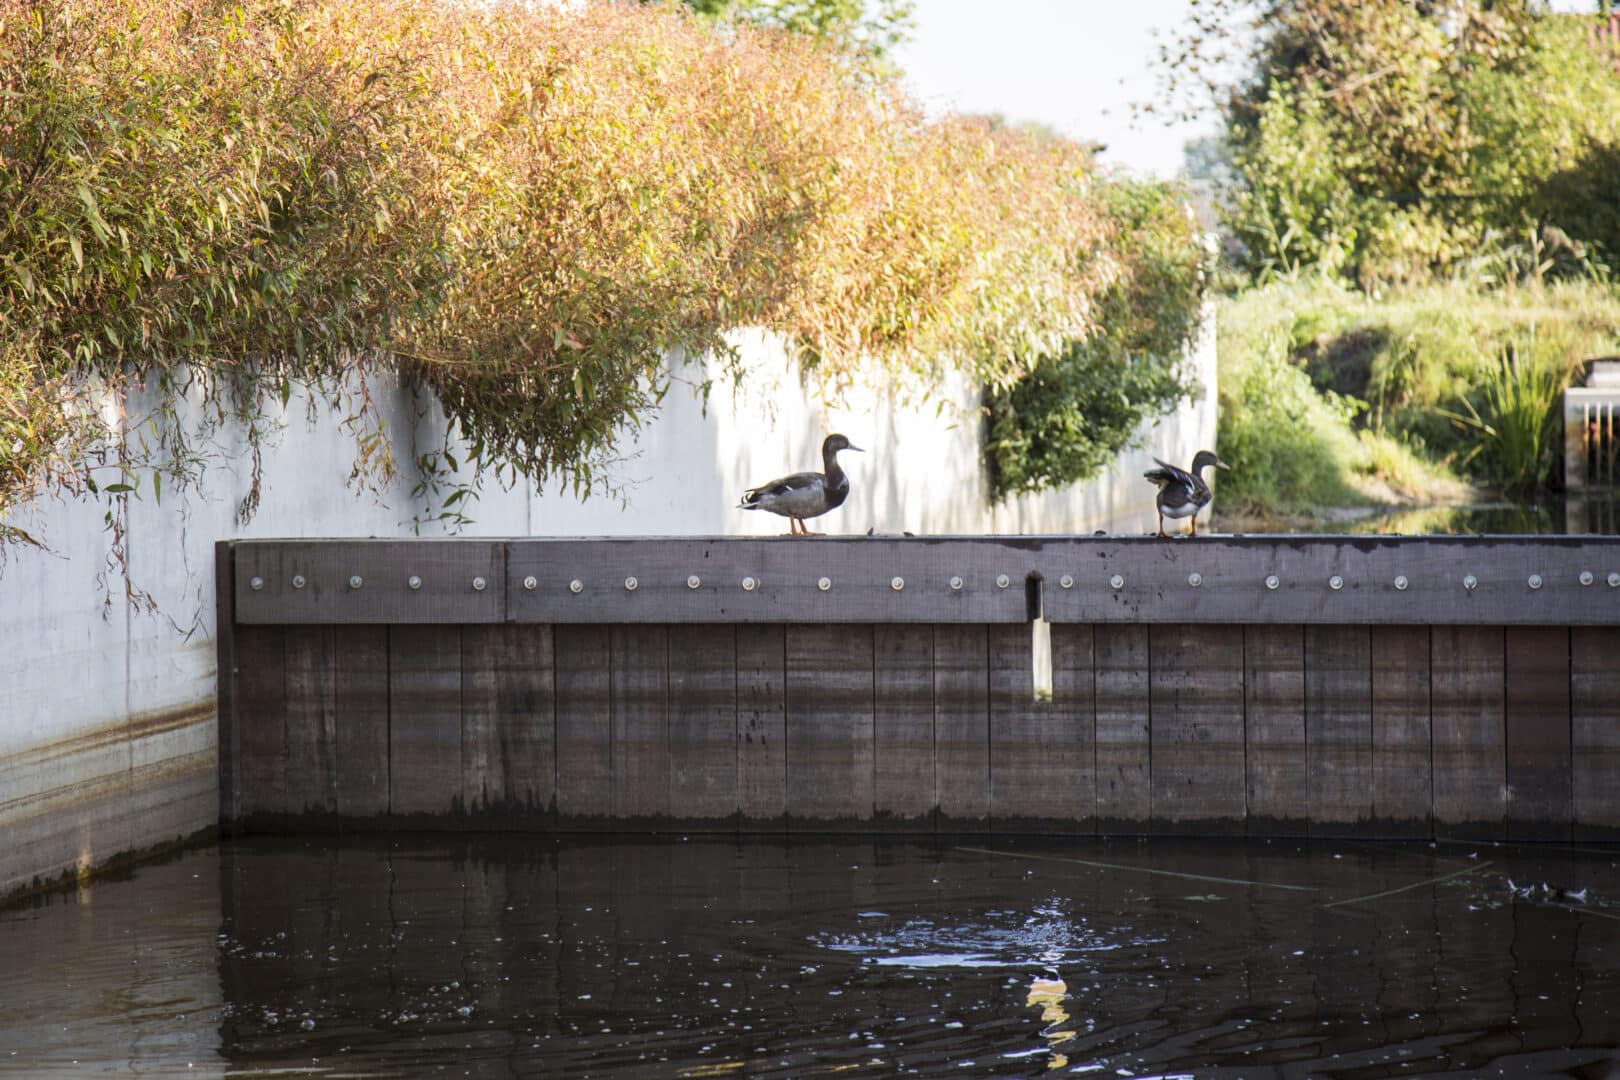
[221,620,1620,840]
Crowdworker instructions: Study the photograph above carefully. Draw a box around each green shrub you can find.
[1215,279,1620,510]
[984,178,1206,498]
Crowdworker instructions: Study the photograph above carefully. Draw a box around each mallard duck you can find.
[738,434,862,535]
[1144,450,1229,537]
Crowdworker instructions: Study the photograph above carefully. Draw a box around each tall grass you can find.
[1438,339,1572,494]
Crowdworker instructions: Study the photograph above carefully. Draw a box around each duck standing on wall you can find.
[738,434,862,535]
[1144,450,1230,537]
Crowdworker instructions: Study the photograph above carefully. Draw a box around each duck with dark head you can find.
[738,434,862,536]
[1144,449,1230,537]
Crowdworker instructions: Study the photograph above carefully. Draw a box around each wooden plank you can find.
[1042,536,1620,626]
[235,540,503,624]
[1244,625,1306,835]
[736,625,786,825]
[388,625,463,817]
[1504,627,1571,841]
[1305,624,1373,835]
[1431,626,1505,838]
[508,538,1031,624]
[235,625,286,821]
[932,625,989,827]
[1094,624,1150,831]
[1149,624,1246,833]
[610,625,669,821]
[873,625,935,828]
[233,535,1620,626]
[333,625,389,819]
[990,623,1093,831]
[215,542,240,827]
[554,626,613,823]
[1572,628,1620,840]
[461,625,556,818]
[667,625,738,823]
[283,626,337,817]
[1370,626,1432,836]
[784,624,874,826]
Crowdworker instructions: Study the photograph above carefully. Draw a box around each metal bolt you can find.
[817,576,831,592]
[1528,574,1543,590]
[291,574,306,590]
[742,576,757,592]
[523,575,538,591]
[472,576,487,592]
[623,576,637,591]
[1109,574,1125,590]
[687,575,701,590]
[1463,574,1478,591]
[348,575,363,590]
[949,576,964,592]
[891,576,905,591]
[408,575,422,591]
[1394,575,1409,591]
[569,579,583,594]
[1265,575,1279,591]
[1187,572,1203,588]
[1580,571,1595,586]
[1610,572,1620,589]
[249,576,264,591]
[996,574,1010,589]
[1329,575,1344,591]
[1059,574,1074,589]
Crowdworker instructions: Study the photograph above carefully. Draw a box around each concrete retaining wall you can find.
[0,326,1215,898]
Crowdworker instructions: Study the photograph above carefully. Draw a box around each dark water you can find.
[4,836,1620,1078]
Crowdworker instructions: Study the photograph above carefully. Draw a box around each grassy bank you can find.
[1214,278,1620,523]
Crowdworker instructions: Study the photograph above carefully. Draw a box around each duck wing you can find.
[1143,458,1195,490]
[739,471,829,516]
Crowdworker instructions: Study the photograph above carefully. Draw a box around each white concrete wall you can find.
[0,324,1214,897]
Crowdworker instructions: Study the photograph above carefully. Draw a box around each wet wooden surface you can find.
[224,616,1620,837]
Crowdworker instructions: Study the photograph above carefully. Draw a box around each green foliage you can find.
[1217,319,1367,513]
[1215,278,1620,513]
[0,0,1115,550]
[1220,2,1620,287]
[985,178,1207,498]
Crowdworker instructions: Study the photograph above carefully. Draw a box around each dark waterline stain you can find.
[2,835,1620,1077]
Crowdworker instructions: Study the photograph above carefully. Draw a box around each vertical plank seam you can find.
[457,626,467,821]
[983,623,992,830]
[929,624,938,834]
[1563,625,1573,835]
[384,625,393,817]
[1426,625,1435,839]
[1240,624,1250,835]
[1089,623,1099,834]
[731,624,741,829]
[1296,621,1308,841]
[1145,624,1153,829]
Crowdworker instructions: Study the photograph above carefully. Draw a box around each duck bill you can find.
[1215,459,1231,471]
[847,444,865,452]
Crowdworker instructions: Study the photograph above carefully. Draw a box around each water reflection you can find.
[1220,494,1620,535]
[2,836,1620,1077]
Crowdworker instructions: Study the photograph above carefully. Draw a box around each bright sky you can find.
[894,0,1601,179]
[893,0,1220,178]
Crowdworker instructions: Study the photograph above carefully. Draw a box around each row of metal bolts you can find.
[246,570,1620,593]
